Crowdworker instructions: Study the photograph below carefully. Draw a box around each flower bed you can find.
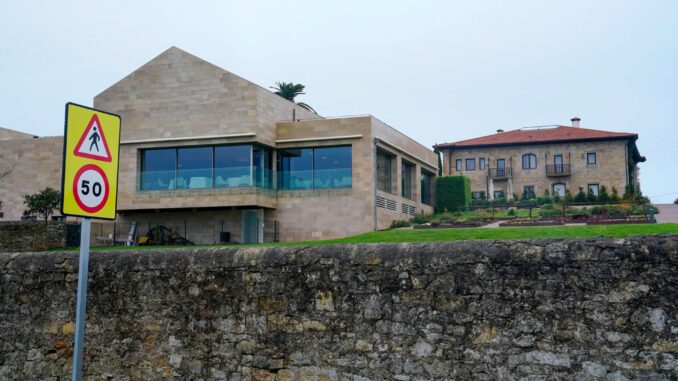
[586,215,652,225]
[498,218,564,227]
[413,218,491,229]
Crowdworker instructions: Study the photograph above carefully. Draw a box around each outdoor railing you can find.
[546,164,571,176]
[488,167,512,178]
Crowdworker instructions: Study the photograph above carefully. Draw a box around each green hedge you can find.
[435,175,471,212]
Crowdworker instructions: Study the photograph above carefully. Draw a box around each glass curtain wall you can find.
[140,144,272,190]
[278,146,352,190]
[215,145,252,187]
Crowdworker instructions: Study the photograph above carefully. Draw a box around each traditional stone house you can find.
[0,47,437,243]
[435,118,645,200]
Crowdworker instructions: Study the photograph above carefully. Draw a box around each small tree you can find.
[611,187,620,202]
[543,189,550,197]
[586,188,598,203]
[598,186,610,202]
[564,189,574,203]
[553,193,561,204]
[574,187,587,203]
[23,187,61,222]
[622,184,634,200]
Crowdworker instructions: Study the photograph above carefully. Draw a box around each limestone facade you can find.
[440,138,638,199]
[0,46,437,244]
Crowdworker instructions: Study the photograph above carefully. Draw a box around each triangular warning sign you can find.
[73,114,112,162]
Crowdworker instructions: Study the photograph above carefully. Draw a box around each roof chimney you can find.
[496,129,504,133]
[571,117,581,127]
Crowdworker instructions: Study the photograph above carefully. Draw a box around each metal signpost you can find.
[60,103,121,380]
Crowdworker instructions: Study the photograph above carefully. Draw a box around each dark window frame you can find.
[587,152,597,164]
[455,159,462,171]
[523,185,536,199]
[421,169,434,205]
[522,154,537,169]
[553,183,566,197]
[466,158,476,171]
[401,160,414,200]
[588,183,599,196]
[279,145,353,190]
[479,158,486,170]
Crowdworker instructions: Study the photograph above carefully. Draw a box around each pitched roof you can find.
[436,126,638,149]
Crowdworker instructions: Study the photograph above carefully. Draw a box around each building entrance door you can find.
[242,210,259,244]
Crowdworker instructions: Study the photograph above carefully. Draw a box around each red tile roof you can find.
[436,126,637,148]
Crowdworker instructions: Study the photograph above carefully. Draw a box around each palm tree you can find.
[270,81,317,114]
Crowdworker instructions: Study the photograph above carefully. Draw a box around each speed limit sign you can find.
[72,164,110,213]
[61,103,120,219]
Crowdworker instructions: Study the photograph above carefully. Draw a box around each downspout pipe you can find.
[374,138,379,231]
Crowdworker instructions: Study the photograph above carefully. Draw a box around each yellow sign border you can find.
[60,102,121,220]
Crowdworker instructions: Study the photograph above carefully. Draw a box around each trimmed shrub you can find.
[541,203,555,210]
[575,187,587,203]
[564,189,574,203]
[598,186,610,202]
[536,195,553,205]
[540,208,561,217]
[611,187,620,201]
[489,197,507,206]
[389,220,410,229]
[507,208,516,216]
[435,176,471,212]
[411,214,431,224]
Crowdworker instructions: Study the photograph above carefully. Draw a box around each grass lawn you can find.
[315,223,678,244]
[57,223,678,251]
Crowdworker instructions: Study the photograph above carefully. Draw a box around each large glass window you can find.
[278,148,313,189]
[377,150,393,193]
[522,154,537,169]
[140,144,272,191]
[214,145,251,187]
[456,159,462,171]
[466,158,476,171]
[313,146,352,188]
[141,148,176,190]
[278,146,352,190]
[421,169,434,205]
[553,183,566,197]
[479,158,486,170]
[402,161,414,200]
[253,147,273,188]
[177,147,212,189]
[523,185,535,199]
[588,183,599,196]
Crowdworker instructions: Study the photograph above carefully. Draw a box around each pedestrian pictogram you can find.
[72,164,110,213]
[72,114,112,162]
[61,103,120,220]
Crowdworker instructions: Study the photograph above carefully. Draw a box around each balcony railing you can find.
[488,167,512,178]
[546,164,571,176]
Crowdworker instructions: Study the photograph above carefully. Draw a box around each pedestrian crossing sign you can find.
[61,103,121,220]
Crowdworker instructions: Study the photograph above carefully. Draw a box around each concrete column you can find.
[508,178,514,199]
[488,179,494,200]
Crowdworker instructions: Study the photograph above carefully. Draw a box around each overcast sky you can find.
[2,1,676,203]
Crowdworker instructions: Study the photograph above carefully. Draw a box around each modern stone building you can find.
[0,47,437,243]
[435,118,645,200]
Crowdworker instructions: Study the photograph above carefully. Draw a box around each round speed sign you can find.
[72,164,110,213]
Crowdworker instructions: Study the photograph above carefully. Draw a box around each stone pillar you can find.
[508,178,514,200]
[488,179,494,200]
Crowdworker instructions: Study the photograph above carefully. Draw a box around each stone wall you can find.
[1,236,677,380]
[0,221,67,252]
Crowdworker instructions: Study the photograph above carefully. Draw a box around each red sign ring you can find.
[72,164,110,213]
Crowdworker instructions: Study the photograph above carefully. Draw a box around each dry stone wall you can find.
[1,235,678,380]
[0,221,67,252]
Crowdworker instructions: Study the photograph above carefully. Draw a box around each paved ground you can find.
[656,204,678,223]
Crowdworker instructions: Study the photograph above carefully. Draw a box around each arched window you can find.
[553,183,566,197]
[522,154,537,169]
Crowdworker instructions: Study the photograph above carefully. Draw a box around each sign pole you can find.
[72,217,91,381]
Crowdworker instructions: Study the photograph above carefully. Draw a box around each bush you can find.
[540,208,561,217]
[598,186,610,202]
[512,193,519,201]
[507,208,516,216]
[489,197,507,206]
[590,206,604,215]
[389,220,411,229]
[541,203,555,210]
[564,189,574,203]
[623,184,634,200]
[411,214,431,224]
[553,194,561,204]
[435,176,471,213]
[471,199,490,207]
[574,187,587,203]
[586,188,598,203]
[611,187,620,201]
[536,195,553,205]
[519,198,538,206]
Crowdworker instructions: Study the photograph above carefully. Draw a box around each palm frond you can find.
[296,102,317,114]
